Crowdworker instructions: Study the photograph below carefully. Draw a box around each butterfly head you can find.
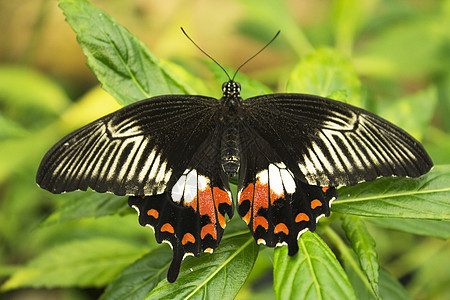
[222,81,241,99]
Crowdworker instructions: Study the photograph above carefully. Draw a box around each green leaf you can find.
[286,48,362,107]
[100,247,172,300]
[273,231,356,300]
[146,232,258,300]
[333,165,450,219]
[0,66,70,129]
[375,87,437,141]
[323,227,377,299]
[44,191,128,225]
[365,218,450,239]
[239,0,313,57]
[332,0,371,56]
[58,0,189,106]
[0,114,27,139]
[378,269,412,300]
[342,215,379,298]
[356,17,446,79]
[1,238,147,290]
[0,66,70,115]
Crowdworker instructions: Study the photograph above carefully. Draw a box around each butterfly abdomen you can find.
[221,124,241,177]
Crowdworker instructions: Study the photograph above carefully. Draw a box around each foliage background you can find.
[0,0,449,299]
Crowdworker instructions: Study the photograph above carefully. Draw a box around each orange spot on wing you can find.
[161,223,174,233]
[147,209,159,219]
[213,187,232,228]
[239,184,254,225]
[254,181,269,210]
[311,199,322,209]
[213,187,232,206]
[238,184,254,204]
[217,212,226,228]
[182,233,195,245]
[253,216,269,231]
[242,209,251,225]
[274,223,289,235]
[322,186,329,192]
[252,180,271,232]
[199,185,215,223]
[201,223,217,239]
[295,213,310,222]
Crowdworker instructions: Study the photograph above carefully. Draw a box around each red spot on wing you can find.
[274,223,289,235]
[147,209,159,219]
[253,216,269,231]
[161,223,174,233]
[199,186,215,223]
[239,183,254,224]
[322,186,329,192]
[295,213,310,222]
[182,233,195,245]
[252,180,270,232]
[254,181,269,210]
[201,224,217,239]
[239,184,254,204]
[311,199,322,209]
[213,187,232,206]
[213,187,232,228]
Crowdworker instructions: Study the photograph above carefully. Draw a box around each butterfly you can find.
[36,30,433,283]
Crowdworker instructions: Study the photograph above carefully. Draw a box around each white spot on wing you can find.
[268,164,284,196]
[280,169,296,194]
[184,169,197,204]
[198,175,209,191]
[256,169,269,184]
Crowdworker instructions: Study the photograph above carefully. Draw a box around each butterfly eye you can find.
[235,82,241,92]
[222,82,228,92]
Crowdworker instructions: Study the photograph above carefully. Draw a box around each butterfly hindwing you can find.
[129,131,233,282]
[237,127,337,255]
[36,95,220,196]
[242,94,433,187]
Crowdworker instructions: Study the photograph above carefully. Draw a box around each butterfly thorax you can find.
[219,81,243,177]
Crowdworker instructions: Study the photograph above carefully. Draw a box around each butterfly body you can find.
[37,79,432,282]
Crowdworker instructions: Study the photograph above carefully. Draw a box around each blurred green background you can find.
[0,0,449,299]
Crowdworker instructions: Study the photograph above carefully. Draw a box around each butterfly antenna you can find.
[181,27,232,81]
[232,30,280,80]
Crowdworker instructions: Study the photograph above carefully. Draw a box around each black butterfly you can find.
[36,32,433,283]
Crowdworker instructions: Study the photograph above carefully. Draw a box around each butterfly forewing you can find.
[36,95,220,196]
[241,93,433,187]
